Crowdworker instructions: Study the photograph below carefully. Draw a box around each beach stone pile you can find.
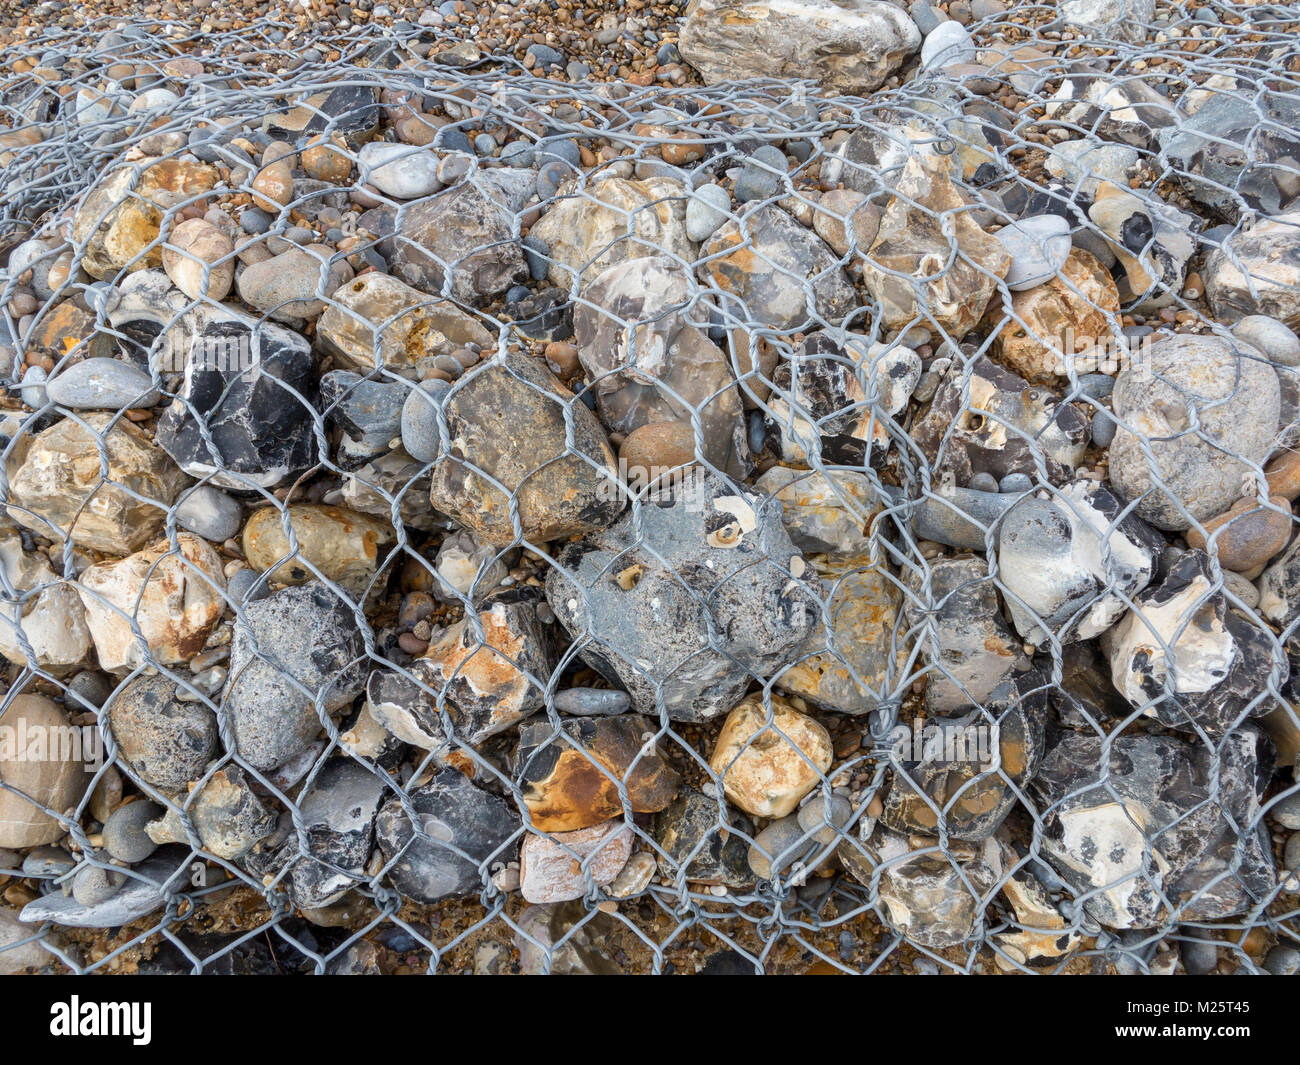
[0,0,1299,976]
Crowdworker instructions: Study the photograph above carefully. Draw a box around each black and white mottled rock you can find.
[289,760,387,909]
[1104,550,1287,734]
[1108,334,1280,531]
[905,556,1029,714]
[911,356,1088,487]
[881,672,1048,840]
[996,481,1162,646]
[1087,185,1200,310]
[911,483,1018,551]
[388,183,527,306]
[573,256,750,479]
[1031,727,1276,929]
[103,673,219,790]
[1160,89,1300,221]
[375,767,519,903]
[1261,536,1300,630]
[652,787,755,890]
[700,204,856,330]
[1050,642,1130,729]
[155,317,318,491]
[1044,73,1175,149]
[764,333,920,467]
[19,850,188,929]
[320,371,405,470]
[222,583,368,771]
[546,469,821,722]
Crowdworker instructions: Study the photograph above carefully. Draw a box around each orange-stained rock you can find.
[516,715,680,832]
[709,694,832,819]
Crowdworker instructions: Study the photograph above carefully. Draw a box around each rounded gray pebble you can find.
[400,379,450,463]
[102,801,163,864]
[227,567,270,604]
[999,472,1034,494]
[1263,945,1300,975]
[72,865,126,906]
[1090,410,1116,448]
[1270,791,1300,830]
[968,472,1000,493]
[553,687,632,716]
[174,484,243,543]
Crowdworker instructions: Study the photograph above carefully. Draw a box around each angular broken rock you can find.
[839,830,1006,949]
[529,176,693,288]
[763,333,920,467]
[985,248,1120,382]
[515,715,680,832]
[519,819,633,904]
[289,760,388,909]
[701,204,856,330]
[1260,535,1300,630]
[316,272,495,375]
[546,468,821,722]
[1204,211,1300,329]
[904,556,1028,714]
[103,673,219,790]
[996,480,1162,647]
[861,153,1010,338]
[155,317,318,491]
[652,787,755,890]
[241,504,396,595]
[911,356,1088,487]
[1103,550,1286,736]
[572,255,749,479]
[365,590,554,748]
[388,183,527,306]
[881,672,1048,841]
[1160,89,1300,222]
[678,0,920,95]
[754,466,882,558]
[146,766,277,861]
[708,695,832,819]
[76,533,226,673]
[1108,334,1280,531]
[375,767,519,903]
[4,413,187,553]
[0,695,89,849]
[1086,181,1198,311]
[222,583,368,771]
[776,555,903,716]
[0,523,92,671]
[1031,727,1277,929]
[427,351,623,547]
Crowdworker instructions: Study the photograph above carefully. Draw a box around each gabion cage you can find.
[0,3,1298,975]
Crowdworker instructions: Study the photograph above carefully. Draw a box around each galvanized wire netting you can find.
[0,5,1299,974]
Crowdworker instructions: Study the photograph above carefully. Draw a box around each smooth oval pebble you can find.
[400,380,450,463]
[358,142,443,200]
[553,688,632,716]
[45,358,159,410]
[71,865,126,906]
[102,801,163,864]
[685,182,731,242]
[173,484,243,543]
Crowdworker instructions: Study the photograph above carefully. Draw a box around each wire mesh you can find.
[0,3,1298,974]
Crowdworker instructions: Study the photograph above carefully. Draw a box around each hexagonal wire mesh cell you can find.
[0,5,1298,975]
